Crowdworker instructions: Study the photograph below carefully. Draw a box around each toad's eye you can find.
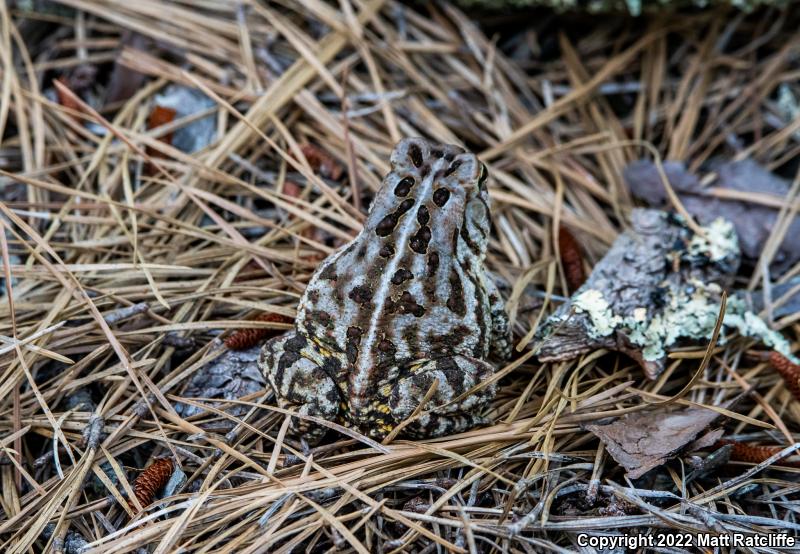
[478,163,488,189]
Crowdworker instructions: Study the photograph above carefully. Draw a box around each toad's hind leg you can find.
[388,355,497,438]
[259,333,340,443]
[485,275,512,361]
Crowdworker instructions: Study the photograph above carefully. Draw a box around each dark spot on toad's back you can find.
[399,291,425,317]
[436,357,458,372]
[375,199,415,236]
[320,264,338,280]
[417,206,429,225]
[461,223,478,252]
[447,270,466,316]
[316,311,331,325]
[427,251,439,275]
[349,285,373,304]
[378,339,396,353]
[445,160,462,177]
[285,334,307,352]
[375,214,398,237]
[410,226,431,254]
[408,143,423,167]
[433,188,450,207]
[394,177,414,197]
[391,268,413,285]
[345,326,362,364]
[398,198,415,213]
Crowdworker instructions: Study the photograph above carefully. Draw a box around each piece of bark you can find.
[624,158,800,274]
[584,404,726,479]
[175,345,265,418]
[685,443,732,481]
[104,31,152,105]
[42,524,90,554]
[739,275,800,318]
[538,209,735,377]
[687,428,725,451]
[537,209,792,379]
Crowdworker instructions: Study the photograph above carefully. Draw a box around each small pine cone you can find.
[282,180,302,198]
[147,105,176,144]
[715,440,800,468]
[224,313,293,350]
[131,457,174,510]
[768,351,800,402]
[145,105,176,174]
[557,224,586,293]
[300,143,343,180]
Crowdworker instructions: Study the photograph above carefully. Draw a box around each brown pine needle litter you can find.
[1,2,800,552]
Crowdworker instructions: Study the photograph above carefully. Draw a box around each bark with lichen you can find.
[537,209,791,379]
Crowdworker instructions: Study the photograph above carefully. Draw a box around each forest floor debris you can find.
[1,2,799,552]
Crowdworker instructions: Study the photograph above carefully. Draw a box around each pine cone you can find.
[715,440,800,468]
[558,224,586,293]
[224,313,292,350]
[131,457,174,511]
[769,351,800,402]
[299,143,343,180]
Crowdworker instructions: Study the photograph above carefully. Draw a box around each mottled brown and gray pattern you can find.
[260,138,510,441]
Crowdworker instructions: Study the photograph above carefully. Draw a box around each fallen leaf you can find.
[585,404,726,478]
[105,31,152,105]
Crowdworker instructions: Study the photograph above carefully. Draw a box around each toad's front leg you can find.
[387,355,497,439]
[259,333,341,443]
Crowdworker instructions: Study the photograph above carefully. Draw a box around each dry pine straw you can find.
[0,1,799,552]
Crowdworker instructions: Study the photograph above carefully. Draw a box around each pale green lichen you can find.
[572,289,621,338]
[570,215,794,362]
[577,281,795,362]
[687,217,739,264]
[723,300,794,357]
[627,282,792,362]
[629,281,723,361]
[626,0,642,14]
